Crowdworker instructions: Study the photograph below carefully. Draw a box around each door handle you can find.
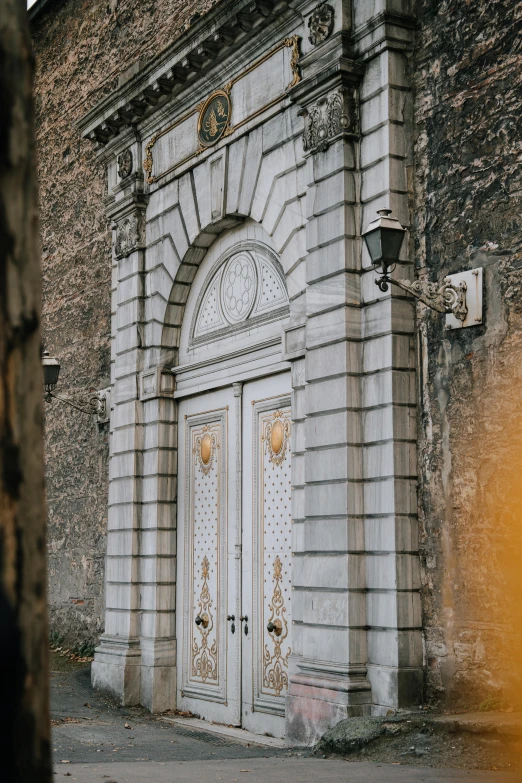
[227,614,235,634]
[267,619,282,636]
[195,614,208,628]
[240,615,248,636]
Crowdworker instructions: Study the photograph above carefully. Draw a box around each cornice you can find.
[78,0,294,147]
[352,10,416,61]
[290,30,364,106]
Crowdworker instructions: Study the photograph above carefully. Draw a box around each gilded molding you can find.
[264,556,290,697]
[283,35,301,88]
[143,36,301,184]
[301,86,358,153]
[192,556,218,682]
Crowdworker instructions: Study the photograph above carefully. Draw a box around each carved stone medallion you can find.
[114,212,145,258]
[308,2,334,46]
[198,90,231,147]
[117,148,133,179]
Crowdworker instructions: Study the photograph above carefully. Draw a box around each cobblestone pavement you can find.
[51,664,522,783]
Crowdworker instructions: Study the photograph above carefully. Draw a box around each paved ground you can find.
[51,664,281,764]
[51,661,522,783]
[53,757,522,783]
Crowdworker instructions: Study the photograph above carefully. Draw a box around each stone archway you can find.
[93,129,308,712]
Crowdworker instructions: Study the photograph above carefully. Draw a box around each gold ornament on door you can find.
[192,556,218,682]
[264,556,290,697]
[195,426,217,476]
[263,411,290,466]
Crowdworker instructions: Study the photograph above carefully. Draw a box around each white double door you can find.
[176,372,292,737]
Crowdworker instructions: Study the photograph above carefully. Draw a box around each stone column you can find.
[138,368,177,712]
[286,32,371,744]
[286,0,421,744]
[356,11,422,713]
[92,190,148,705]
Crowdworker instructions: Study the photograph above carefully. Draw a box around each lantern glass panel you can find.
[364,228,383,264]
[382,227,405,261]
[42,354,60,390]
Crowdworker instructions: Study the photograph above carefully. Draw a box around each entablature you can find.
[78,0,294,150]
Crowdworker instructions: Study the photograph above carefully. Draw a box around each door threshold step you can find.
[161,716,287,748]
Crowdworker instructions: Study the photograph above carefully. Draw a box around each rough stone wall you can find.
[413,0,522,708]
[32,0,220,649]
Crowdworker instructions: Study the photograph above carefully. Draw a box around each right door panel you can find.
[241,374,292,737]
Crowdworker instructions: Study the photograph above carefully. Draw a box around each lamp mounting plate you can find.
[445,268,483,330]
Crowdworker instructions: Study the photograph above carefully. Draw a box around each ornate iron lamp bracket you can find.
[44,389,109,421]
[376,271,468,322]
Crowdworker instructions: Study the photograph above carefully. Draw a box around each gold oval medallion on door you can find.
[200,433,212,465]
[271,420,284,456]
[195,426,217,476]
[265,411,290,467]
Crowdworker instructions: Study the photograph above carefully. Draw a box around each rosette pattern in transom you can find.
[192,244,288,344]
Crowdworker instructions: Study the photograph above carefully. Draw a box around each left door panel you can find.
[177,388,240,725]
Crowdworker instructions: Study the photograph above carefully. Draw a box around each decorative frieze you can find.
[301,86,358,153]
[81,0,291,147]
[143,36,300,184]
[308,2,334,46]
[114,211,145,258]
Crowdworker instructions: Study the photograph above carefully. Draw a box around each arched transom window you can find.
[190,241,289,346]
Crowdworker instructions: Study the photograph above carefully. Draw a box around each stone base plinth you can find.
[368,664,424,714]
[285,671,372,746]
[91,636,141,706]
[139,637,177,713]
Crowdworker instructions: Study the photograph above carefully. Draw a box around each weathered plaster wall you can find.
[414,0,522,708]
[32,0,219,647]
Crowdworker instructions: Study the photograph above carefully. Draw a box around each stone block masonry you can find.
[31,0,522,742]
[32,0,221,648]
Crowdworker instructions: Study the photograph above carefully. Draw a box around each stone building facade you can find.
[32,0,522,745]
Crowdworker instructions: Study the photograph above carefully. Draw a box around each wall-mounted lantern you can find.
[362,210,483,328]
[42,350,61,397]
[42,351,110,423]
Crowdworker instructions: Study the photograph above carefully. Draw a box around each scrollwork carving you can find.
[301,87,358,153]
[114,212,145,258]
[377,275,469,321]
